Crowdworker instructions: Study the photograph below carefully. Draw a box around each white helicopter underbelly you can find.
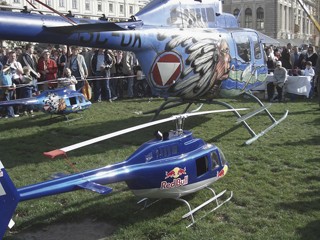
[131,176,219,199]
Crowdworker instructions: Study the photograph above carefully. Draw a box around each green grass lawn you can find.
[1,97,319,240]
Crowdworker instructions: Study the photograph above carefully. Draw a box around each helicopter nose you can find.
[217,165,228,178]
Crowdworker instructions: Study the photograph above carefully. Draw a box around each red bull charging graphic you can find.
[161,167,188,189]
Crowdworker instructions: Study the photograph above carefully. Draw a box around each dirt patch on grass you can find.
[12,219,116,240]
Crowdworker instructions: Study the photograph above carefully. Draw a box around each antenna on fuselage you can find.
[236,7,242,22]
[25,0,43,14]
[179,1,184,29]
[33,0,77,25]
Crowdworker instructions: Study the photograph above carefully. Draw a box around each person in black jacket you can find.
[91,48,113,102]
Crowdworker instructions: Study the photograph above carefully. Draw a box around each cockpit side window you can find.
[251,34,262,59]
[206,8,214,22]
[233,34,251,62]
[69,96,77,105]
[211,151,220,170]
[196,156,209,177]
[78,96,83,103]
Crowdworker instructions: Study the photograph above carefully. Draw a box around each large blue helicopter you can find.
[0,0,286,237]
[0,0,287,143]
[0,108,249,238]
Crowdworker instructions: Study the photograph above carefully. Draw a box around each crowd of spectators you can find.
[1,42,319,118]
[0,43,151,118]
[264,43,319,102]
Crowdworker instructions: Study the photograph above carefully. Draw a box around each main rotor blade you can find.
[43,108,248,159]
[44,21,143,34]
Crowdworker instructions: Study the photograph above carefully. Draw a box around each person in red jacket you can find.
[38,50,58,90]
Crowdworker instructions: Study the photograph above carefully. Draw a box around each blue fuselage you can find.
[17,131,227,201]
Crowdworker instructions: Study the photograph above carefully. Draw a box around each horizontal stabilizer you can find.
[78,182,112,195]
[0,161,20,239]
[44,20,143,33]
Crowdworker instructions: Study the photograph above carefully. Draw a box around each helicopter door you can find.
[232,32,252,63]
[231,31,265,90]
[247,32,266,87]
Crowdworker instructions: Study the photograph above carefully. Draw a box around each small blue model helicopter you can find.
[0,0,288,144]
[0,108,248,238]
[0,88,92,119]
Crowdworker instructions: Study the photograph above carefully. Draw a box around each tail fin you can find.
[0,161,20,239]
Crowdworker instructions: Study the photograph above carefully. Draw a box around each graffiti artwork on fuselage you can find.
[43,93,67,114]
[152,30,231,99]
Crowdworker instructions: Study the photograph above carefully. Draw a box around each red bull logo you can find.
[161,167,188,189]
[164,167,187,179]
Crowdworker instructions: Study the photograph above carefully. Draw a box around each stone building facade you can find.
[1,0,149,19]
[223,0,319,46]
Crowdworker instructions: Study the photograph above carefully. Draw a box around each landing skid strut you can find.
[137,188,233,228]
[143,92,288,145]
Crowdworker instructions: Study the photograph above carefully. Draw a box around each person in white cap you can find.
[267,61,287,102]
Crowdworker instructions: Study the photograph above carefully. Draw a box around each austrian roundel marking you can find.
[151,51,183,88]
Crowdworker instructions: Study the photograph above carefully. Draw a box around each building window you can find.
[13,0,20,3]
[233,8,240,17]
[85,0,90,11]
[72,0,78,10]
[45,0,52,5]
[97,1,102,12]
[109,3,114,13]
[245,8,253,28]
[256,7,264,30]
[59,0,65,7]
[120,4,124,14]
[129,5,134,15]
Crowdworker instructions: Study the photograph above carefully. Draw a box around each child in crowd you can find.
[57,68,77,91]
[0,62,19,118]
[304,61,315,77]
[303,61,315,98]
[21,66,34,116]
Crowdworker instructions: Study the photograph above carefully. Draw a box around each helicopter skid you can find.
[179,187,233,228]
[143,93,288,144]
[136,187,233,228]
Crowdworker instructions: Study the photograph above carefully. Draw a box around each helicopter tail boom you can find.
[0,161,20,239]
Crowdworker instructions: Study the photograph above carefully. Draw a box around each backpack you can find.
[0,71,12,86]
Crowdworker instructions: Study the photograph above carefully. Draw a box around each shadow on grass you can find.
[305,158,320,164]
[296,220,320,240]
[277,174,320,240]
[5,189,201,240]
[269,135,320,147]
[0,110,213,169]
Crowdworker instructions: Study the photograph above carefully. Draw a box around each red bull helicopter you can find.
[0,108,249,238]
[0,87,92,120]
[0,0,287,144]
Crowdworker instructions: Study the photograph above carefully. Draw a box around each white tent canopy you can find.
[257,32,280,46]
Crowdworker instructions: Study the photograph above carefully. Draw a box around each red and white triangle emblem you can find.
[151,52,182,88]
